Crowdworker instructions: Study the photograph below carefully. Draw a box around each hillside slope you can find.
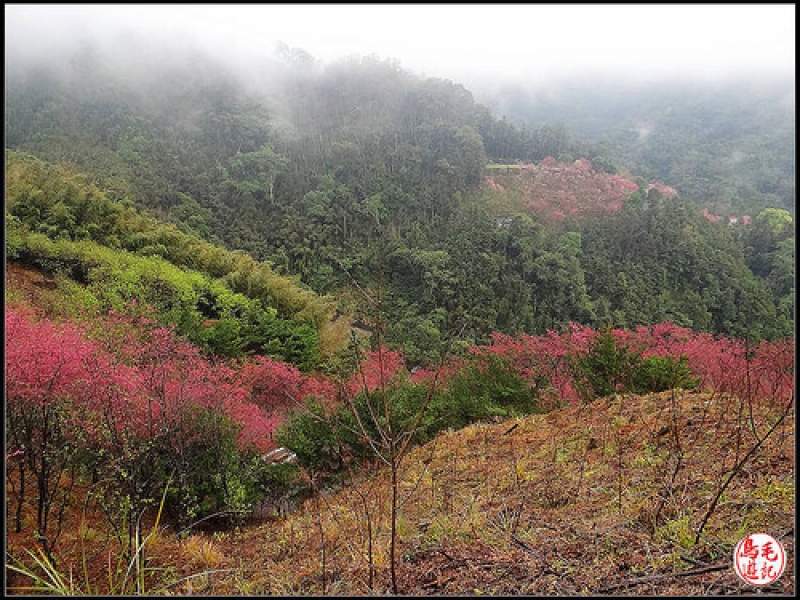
[213,391,794,595]
[10,390,787,595]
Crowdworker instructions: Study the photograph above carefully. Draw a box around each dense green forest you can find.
[5,39,795,369]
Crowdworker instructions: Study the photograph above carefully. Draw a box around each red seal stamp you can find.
[733,532,786,586]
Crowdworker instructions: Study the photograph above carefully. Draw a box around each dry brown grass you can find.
[7,388,794,596]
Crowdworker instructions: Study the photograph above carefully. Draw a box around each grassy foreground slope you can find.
[9,389,791,595]
[208,391,794,595]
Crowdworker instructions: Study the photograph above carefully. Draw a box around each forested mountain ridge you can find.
[481,76,795,218]
[5,38,795,361]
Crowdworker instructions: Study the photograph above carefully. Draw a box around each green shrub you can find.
[432,355,538,430]
[572,328,700,399]
[572,327,641,400]
[633,354,700,393]
[277,356,538,481]
[275,401,341,478]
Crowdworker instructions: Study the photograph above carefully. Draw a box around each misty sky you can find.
[5,3,796,90]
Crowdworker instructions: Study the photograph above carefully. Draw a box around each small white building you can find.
[262,447,297,464]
